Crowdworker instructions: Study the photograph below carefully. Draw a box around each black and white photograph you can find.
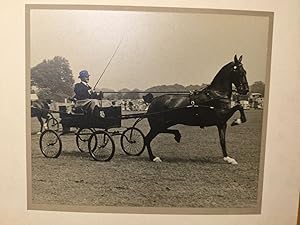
[27,5,273,213]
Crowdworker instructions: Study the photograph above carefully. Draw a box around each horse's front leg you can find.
[239,106,247,123]
[217,123,238,165]
[230,104,247,126]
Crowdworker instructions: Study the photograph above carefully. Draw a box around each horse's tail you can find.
[142,93,154,104]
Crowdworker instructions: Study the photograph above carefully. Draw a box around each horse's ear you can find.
[238,55,243,62]
[234,55,238,63]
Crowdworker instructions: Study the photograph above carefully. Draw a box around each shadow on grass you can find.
[60,151,90,158]
[158,156,224,164]
[116,153,225,165]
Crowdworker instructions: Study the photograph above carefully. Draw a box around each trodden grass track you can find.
[30,110,263,208]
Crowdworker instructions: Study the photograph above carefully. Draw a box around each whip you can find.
[93,36,124,90]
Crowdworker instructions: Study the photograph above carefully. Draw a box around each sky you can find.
[30,9,270,90]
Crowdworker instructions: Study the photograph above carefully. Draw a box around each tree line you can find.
[31,56,265,102]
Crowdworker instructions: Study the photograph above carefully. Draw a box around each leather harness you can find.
[189,88,231,109]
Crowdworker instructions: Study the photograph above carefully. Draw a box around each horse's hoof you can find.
[174,135,181,143]
[231,118,241,126]
[230,160,238,165]
[224,156,238,165]
[153,157,162,163]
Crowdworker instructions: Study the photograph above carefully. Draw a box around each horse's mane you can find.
[209,61,234,87]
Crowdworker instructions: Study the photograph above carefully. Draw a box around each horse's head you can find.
[230,55,249,95]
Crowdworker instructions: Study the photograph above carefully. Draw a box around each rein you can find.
[120,103,215,120]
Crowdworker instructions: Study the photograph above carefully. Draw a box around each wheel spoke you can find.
[88,131,115,161]
[46,117,59,131]
[76,128,94,152]
[39,130,62,158]
[121,127,145,156]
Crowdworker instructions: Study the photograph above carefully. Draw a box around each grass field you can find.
[30,109,263,209]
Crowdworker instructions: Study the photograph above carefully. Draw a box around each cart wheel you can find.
[88,130,115,161]
[46,117,59,131]
[39,130,62,158]
[121,127,145,156]
[76,128,95,152]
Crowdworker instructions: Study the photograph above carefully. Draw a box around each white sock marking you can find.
[153,157,162,163]
[224,156,238,165]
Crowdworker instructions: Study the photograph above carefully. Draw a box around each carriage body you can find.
[58,105,121,130]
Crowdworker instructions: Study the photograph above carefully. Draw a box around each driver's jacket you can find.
[74,82,92,100]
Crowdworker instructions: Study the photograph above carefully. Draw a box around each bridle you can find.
[231,63,248,94]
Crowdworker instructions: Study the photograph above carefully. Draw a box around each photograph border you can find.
[26,4,274,215]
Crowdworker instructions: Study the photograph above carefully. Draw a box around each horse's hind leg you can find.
[160,129,181,143]
[37,116,44,134]
[42,114,50,130]
[144,129,160,162]
[217,124,238,165]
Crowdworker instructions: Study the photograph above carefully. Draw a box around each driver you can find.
[73,70,103,114]
[74,70,93,100]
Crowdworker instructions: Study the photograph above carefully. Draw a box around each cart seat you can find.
[70,111,85,116]
[72,106,86,114]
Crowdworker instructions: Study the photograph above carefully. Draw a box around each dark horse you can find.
[31,99,51,134]
[144,55,249,164]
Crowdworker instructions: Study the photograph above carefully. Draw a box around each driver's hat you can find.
[78,70,90,78]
